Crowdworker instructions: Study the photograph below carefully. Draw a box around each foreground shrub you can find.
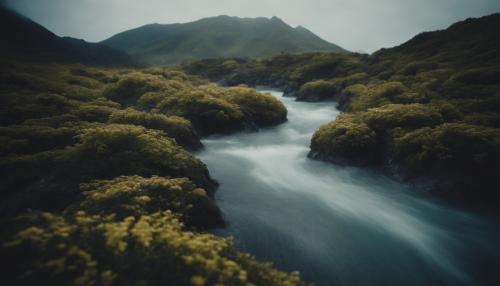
[1,211,305,286]
[71,176,223,229]
[0,124,215,215]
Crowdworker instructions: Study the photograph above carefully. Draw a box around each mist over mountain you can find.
[101,15,346,65]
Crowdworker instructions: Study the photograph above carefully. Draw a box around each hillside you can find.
[101,15,346,65]
[182,13,500,206]
[0,7,135,66]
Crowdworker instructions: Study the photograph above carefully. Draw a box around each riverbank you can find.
[197,89,500,286]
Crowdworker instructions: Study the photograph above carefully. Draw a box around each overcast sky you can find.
[4,0,500,53]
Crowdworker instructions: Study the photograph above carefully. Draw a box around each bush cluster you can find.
[0,61,301,285]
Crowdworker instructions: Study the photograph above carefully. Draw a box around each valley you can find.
[0,4,499,286]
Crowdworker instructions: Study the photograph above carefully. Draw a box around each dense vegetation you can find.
[0,59,301,285]
[101,15,345,65]
[183,13,500,204]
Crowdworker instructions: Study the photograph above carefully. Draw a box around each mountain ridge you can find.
[0,6,136,66]
[101,15,346,65]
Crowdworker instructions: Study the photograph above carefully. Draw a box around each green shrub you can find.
[156,90,245,135]
[393,123,500,174]
[55,124,214,191]
[70,66,118,83]
[452,68,500,85]
[310,104,444,166]
[299,80,338,101]
[0,125,78,156]
[463,112,500,127]
[103,74,165,106]
[289,53,363,84]
[1,211,304,286]
[332,72,369,88]
[226,87,287,126]
[71,176,223,228]
[349,81,407,111]
[109,108,202,149]
[0,92,74,125]
[71,103,118,122]
[310,114,378,165]
[400,61,439,75]
[360,104,444,132]
[137,92,168,111]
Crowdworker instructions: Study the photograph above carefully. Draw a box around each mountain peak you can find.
[101,16,346,65]
[271,16,284,22]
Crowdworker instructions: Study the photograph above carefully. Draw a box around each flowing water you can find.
[197,89,500,286]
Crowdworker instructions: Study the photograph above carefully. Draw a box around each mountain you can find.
[101,15,346,65]
[0,6,135,66]
[371,12,500,69]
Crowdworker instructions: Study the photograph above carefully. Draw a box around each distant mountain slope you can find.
[370,12,500,70]
[0,6,135,66]
[101,15,346,65]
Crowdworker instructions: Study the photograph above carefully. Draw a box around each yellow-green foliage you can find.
[0,124,78,155]
[156,89,246,135]
[298,73,369,101]
[400,60,439,76]
[71,102,120,123]
[0,61,288,212]
[0,91,75,125]
[347,81,425,111]
[0,60,301,285]
[0,61,302,285]
[109,108,201,149]
[311,104,445,165]
[102,73,166,106]
[127,80,288,135]
[311,114,377,164]
[299,80,338,100]
[1,211,305,286]
[331,72,369,89]
[393,123,500,175]
[225,86,287,126]
[463,112,500,128]
[360,104,443,131]
[73,176,223,228]
[55,124,210,187]
[289,53,363,83]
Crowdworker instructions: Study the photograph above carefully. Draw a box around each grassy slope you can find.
[181,13,500,205]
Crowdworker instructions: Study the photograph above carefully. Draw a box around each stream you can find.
[197,89,500,286]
